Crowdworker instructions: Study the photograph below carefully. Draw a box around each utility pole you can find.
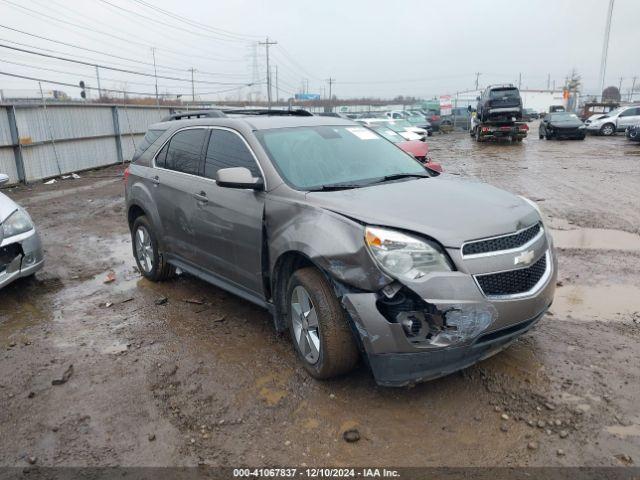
[259,37,277,108]
[547,73,551,90]
[518,73,522,90]
[275,65,279,104]
[598,0,615,100]
[475,72,481,90]
[618,76,623,92]
[95,66,102,100]
[189,68,196,103]
[151,47,159,106]
[326,77,335,111]
[630,76,637,102]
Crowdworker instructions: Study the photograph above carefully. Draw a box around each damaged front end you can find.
[0,211,44,289]
[266,194,555,387]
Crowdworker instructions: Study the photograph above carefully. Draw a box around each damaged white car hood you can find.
[306,175,540,248]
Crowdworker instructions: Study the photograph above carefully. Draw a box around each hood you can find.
[306,176,539,248]
[0,191,18,223]
[398,140,428,157]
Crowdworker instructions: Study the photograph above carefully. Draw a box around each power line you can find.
[127,0,262,41]
[95,0,254,45]
[2,0,247,65]
[0,43,259,86]
[0,69,248,98]
[0,27,249,79]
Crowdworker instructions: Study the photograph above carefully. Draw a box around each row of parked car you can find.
[538,105,640,141]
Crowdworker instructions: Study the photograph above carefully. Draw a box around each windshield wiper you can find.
[307,183,364,192]
[369,173,430,184]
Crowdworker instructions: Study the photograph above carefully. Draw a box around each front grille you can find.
[463,223,541,256]
[476,253,547,297]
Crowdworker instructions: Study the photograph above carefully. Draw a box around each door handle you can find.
[193,191,208,203]
[151,175,160,185]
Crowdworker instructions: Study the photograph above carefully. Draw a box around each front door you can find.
[192,128,266,296]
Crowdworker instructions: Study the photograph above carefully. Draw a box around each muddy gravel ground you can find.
[1,130,639,469]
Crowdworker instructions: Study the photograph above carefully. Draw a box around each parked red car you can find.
[368,125,443,172]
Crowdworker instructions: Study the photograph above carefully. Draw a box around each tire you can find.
[475,126,483,142]
[578,135,586,141]
[538,133,544,139]
[600,123,615,136]
[545,132,553,140]
[286,267,359,380]
[131,215,175,282]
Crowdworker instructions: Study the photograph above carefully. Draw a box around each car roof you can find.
[148,115,355,132]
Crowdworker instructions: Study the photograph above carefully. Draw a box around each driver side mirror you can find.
[0,173,9,186]
[215,167,264,190]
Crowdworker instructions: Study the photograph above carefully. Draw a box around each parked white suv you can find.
[585,105,640,136]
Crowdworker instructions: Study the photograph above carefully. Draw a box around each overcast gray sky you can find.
[0,0,638,101]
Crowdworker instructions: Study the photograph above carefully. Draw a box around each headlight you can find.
[519,195,541,214]
[364,226,452,281]
[1,208,34,238]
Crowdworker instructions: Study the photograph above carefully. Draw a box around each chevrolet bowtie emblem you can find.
[514,250,535,266]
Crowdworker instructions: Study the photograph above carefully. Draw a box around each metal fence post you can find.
[7,106,26,184]
[111,105,123,163]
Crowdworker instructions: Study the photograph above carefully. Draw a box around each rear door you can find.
[153,127,208,263]
[191,128,266,295]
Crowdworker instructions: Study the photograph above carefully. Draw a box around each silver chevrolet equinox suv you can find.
[124,109,556,387]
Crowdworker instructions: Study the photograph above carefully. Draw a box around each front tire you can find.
[286,267,359,380]
[600,123,615,136]
[131,216,174,282]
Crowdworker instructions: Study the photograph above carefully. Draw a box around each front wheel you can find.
[131,216,175,281]
[600,123,615,136]
[287,267,359,380]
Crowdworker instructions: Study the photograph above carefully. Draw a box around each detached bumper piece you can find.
[368,312,545,387]
[0,231,44,289]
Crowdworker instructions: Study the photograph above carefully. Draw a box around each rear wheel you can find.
[600,123,615,136]
[286,267,359,380]
[131,216,174,281]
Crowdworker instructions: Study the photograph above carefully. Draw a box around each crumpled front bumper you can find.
[341,241,557,387]
[0,229,44,289]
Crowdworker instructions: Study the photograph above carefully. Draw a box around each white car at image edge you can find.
[0,173,44,289]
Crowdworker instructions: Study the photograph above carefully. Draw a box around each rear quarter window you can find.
[132,129,166,162]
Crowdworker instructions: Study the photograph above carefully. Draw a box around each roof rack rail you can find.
[162,109,226,121]
[222,108,313,117]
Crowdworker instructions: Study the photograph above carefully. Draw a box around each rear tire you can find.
[286,267,359,380]
[131,216,175,282]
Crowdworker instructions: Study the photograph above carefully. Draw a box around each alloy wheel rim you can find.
[603,125,613,135]
[290,285,321,365]
[135,226,154,273]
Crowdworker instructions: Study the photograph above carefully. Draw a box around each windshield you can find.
[391,120,413,129]
[368,126,405,143]
[550,113,580,121]
[406,116,426,124]
[489,88,519,99]
[255,126,426,190]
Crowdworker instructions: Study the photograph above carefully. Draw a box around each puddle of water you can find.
[550,228,640,251]
[552,284,640,320]
[606,424,640,438]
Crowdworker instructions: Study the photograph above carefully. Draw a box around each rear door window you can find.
[164,129,208,175]
[204,129,260,179]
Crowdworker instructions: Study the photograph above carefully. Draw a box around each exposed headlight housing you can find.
[364,226,452,281]
[1,208,34,238]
